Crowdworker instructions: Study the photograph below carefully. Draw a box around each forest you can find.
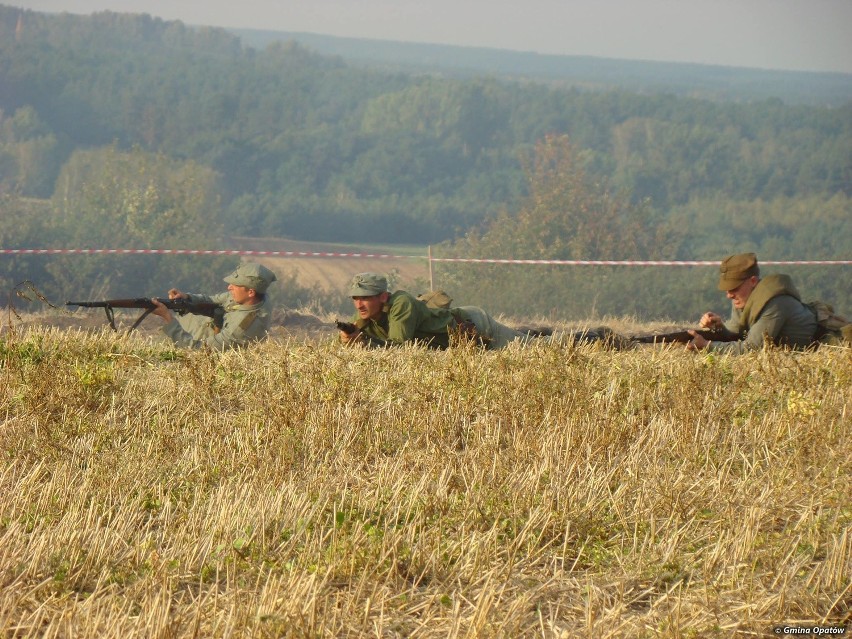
[0,4,850,319]
[234,28,852,107]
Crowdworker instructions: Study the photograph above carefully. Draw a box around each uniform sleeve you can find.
[186,292,229,305]
[162,308,266,351]
[722,307,742,335]
[709,298,789,354]
[386,295,420,344]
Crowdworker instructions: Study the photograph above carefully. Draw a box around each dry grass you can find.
[0,322,850,638]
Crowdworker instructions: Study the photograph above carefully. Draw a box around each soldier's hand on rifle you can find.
[339,328,364,345]
[150,298,174,324]
[699,312,723,329]
[335,319,363,345]
[686,330,710,351]
[168,288,188,300]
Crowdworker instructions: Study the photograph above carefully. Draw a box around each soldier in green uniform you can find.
[151,262,277,350]
[338,272,613,349]
[687,253,817,353]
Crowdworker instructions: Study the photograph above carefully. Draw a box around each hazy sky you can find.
[12,0,852,74]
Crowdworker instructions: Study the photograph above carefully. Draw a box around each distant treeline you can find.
[0,5,850,319]
[234,29,852,107]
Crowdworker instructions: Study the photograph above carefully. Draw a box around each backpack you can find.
[806,301,852,346]
[417,289,453,309]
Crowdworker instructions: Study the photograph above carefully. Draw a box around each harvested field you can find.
[0,320,849,638]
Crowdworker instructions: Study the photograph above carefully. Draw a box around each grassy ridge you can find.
[0,328,849,637]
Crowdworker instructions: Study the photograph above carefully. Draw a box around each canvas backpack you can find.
[417,289,453,309]
[806,301,852,346]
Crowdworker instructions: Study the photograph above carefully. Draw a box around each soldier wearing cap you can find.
[687,252,817,353]
[339,272,530,349]
[341,272,625,349]
[151,262,277,350]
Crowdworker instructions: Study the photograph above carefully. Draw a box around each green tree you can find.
[441,134,677,319]
[0,194,55,305]
[47,145,231,297]
[0,106,61,196]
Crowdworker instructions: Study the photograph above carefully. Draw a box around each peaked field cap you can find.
[718,253,759,291]
[349,272,388,297]
[223,262,277,293]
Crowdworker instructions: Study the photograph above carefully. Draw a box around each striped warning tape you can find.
[430,258,852,266]
[0,248,407,258]
[0,248,849,266]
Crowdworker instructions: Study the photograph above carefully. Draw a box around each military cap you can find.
[717,253,760,291]
[349,272,388,297]
[224,262,277,293]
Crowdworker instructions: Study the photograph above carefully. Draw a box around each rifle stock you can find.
[66,297,222,332]
[335,320,358,335]
[631,328,739,345]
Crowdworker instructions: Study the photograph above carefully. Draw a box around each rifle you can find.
[66,297,223,332]
[630,328,740,345]
[335,319,358,335]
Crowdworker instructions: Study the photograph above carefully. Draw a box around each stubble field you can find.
[0,321,849,638]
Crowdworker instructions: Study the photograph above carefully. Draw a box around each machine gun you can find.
[65,297,223,332]
[630,328,740,345]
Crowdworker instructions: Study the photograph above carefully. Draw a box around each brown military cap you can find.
[717,253,760,291]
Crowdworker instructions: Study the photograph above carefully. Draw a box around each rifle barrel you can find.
[65,297,223,332]
[631,328,738,344]
[66,298,220,315]
[66,298,157,308]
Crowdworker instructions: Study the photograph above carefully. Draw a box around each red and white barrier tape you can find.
[430,258,852,266]
[0,248,849,266]
[0,248,407,258]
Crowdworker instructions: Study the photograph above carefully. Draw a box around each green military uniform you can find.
[162,262,276,351]
[346,273,621,350]
[705,253,816,354]
[351,290,527,350]
[348,273,527,350]
[708,274,817,353]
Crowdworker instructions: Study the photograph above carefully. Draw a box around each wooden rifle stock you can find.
[630,328,740,345]
[66,297,222,332]
[335,320,358,335]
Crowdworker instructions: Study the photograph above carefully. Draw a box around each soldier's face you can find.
[229,283,255,305]
[726,276,758,309]
[352,292,388,320]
